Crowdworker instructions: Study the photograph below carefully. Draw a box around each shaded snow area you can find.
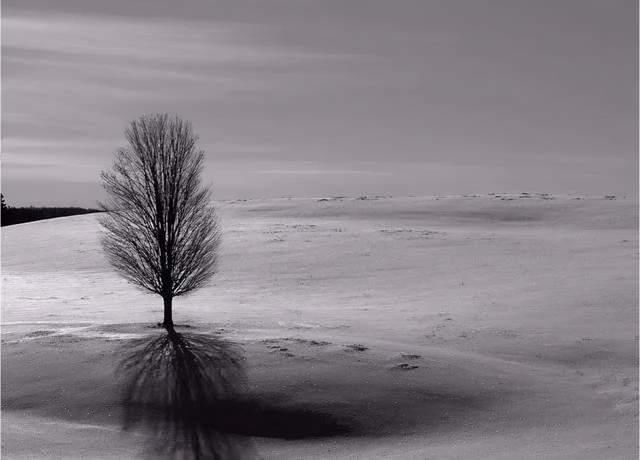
[2,194,638,459]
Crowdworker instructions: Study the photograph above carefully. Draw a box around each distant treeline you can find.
[1,196,102,226]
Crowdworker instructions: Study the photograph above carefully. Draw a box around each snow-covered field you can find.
[2,194,638,459]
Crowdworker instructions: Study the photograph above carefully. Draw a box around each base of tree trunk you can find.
[162,296,173,332]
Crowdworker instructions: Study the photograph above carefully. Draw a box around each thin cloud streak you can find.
[256,169,392,176]
[3,14,335,65]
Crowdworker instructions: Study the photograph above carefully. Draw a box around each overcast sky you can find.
[2,0,637,206]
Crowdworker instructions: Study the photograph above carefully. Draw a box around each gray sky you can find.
[2,0,637,206]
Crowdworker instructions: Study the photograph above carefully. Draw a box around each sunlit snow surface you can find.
[3,195,636,340]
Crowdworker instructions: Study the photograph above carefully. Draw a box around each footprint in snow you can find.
[345,344,368,352]
[393,363,419,371]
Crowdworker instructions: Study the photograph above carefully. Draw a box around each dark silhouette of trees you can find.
[100,114,220,329]
[1,194,8,225]
[0,193,100,226]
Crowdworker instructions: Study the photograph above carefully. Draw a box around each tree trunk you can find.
[162,295,174,330]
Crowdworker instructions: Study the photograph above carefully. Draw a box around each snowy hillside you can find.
[2,194,638,459]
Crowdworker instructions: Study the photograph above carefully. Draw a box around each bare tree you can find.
[100,114,220,330]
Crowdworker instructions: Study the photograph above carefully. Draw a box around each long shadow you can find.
[117,328,253,459]
[117,328,349,459]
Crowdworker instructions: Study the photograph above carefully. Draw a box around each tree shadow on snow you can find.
[117,328,349,459]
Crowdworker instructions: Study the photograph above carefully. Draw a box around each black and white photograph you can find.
[1,1,638,459]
